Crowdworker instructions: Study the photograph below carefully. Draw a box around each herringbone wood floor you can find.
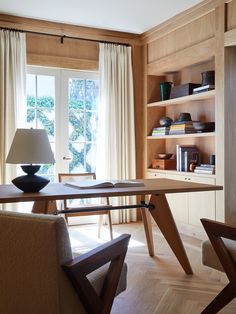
[68,221,236,314]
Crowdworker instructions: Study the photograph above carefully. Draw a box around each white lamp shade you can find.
[6,128,55,164]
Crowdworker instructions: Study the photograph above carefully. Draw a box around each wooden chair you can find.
[0,210,130,314]
[201,218,236,313]
[58,172,113,240]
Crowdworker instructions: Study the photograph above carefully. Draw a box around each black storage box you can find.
[170,83,201,99]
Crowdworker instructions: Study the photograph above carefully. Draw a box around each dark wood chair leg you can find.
[63,233,130,314]
[201,219,236,313]
[201,283,235,314]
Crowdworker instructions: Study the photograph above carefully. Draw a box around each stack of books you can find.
[169,121,196,135]
[176,145,201,172]
[152,127,169,136]
[193,84,215,94]
[194,164,215,174]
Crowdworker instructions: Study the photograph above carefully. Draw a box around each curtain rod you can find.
[0,26,131,46]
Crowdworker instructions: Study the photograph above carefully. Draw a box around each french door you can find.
[25,66,99,181]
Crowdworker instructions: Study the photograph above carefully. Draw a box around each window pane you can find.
[26,108,36,128]
[86,79,98,110]
[85,111,98,142]
[37,109,55,140]
[37,75,55,109]
[69,111,85,141]
[69,142,85,173]
[85,143,97,172]
[68,79,84,110]
[26,74,36,103]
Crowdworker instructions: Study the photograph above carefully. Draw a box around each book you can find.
[194,169,215,174]
[176,145,201,172]
[193,84,215,94]
[169,121,196,135]
[65,180,145,189]
[194,164,215,174]
[196,164,215,168]
[152,127,169,136]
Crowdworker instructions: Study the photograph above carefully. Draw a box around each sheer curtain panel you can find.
[0,30,26,185]
[98,43,136,223]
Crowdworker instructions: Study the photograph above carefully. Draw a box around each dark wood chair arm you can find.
[63,233,131,314]
[201,218,236,241]
[201,218,236,292]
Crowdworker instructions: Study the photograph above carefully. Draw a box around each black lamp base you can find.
[12,165,50,193]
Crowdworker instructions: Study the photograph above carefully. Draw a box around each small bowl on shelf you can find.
[157,153,173,159]
[159,117,173,127]
[193,121,215,132]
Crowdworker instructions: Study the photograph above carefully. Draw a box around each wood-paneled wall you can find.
[26,33,99,70]
[147,12,215,63]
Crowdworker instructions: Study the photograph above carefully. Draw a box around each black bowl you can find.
[159,117,173,127]
[178,112,192,122]
[158,153,173,159]
[193,121,215,132]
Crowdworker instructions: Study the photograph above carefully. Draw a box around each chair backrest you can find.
[0,211,86,314]
[59,172,96,183]
[58,173,109,209]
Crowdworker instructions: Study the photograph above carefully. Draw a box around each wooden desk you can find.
[0,178,222,275]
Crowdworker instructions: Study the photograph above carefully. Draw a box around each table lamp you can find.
[6,128,55,193]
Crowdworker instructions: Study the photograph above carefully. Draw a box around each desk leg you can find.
[32,200,57,214]
[141,195,154,257]
[150,194,193,275]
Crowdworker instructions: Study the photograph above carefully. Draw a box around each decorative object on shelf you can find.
[170,83,201,99]
[201,70,215,86]
[151,158,176,170]
[189,161,197,172]
[160,82,172,101]
[157,153,173,159]
[193,121,215,132]
[209,154,215,165]
[159,116,173,127]
[192,121,205,131]
[177,112,192,122]
[6,128,55,193]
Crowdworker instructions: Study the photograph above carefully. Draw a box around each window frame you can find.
[26,66,99,177]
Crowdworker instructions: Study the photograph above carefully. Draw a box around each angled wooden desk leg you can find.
[32,200,57,214]
[141,195,154,257]
[149,194,193,275]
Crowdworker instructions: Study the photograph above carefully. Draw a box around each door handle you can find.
[63,156,72,160]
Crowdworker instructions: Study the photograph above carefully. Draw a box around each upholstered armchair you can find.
[201,218,236,313]
[0,211,130,314]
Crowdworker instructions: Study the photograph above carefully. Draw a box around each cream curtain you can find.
[0,30,26,185]
[97,43,136,223]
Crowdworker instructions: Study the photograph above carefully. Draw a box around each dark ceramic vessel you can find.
[178,112,192,122]
[159,116,173,127]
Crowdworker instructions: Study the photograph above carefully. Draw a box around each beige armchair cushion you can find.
[0,211,127,314]
[202,238,236,272]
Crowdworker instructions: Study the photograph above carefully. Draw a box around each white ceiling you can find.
[0,0,203,34]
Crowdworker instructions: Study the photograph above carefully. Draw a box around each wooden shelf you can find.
[147,90,215,107]
[147,38,215,75]
[224,28,236,47]
[147,168,216,178]
[147,132,215,139]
